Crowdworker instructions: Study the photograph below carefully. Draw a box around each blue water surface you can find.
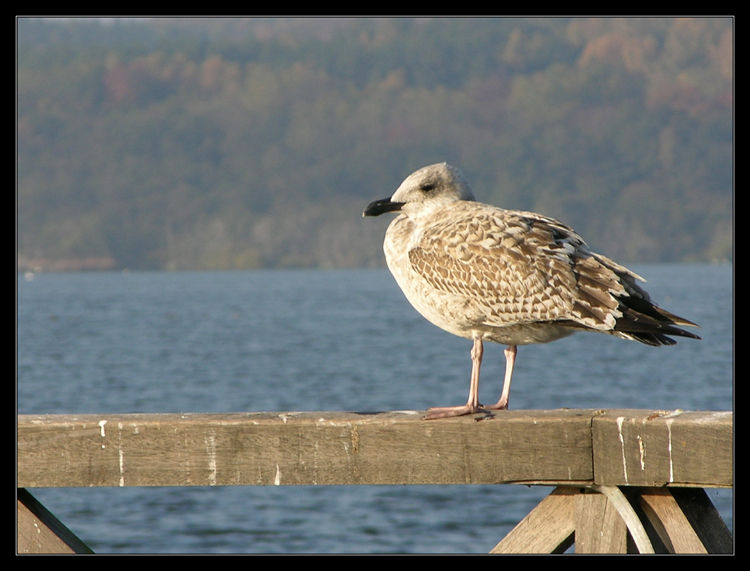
[17,264,733,553]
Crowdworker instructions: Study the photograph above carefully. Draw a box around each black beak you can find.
[363,197,405,217]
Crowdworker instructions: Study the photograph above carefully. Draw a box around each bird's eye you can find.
[420,184,435,192]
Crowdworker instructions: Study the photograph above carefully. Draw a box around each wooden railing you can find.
[17,408,733,553]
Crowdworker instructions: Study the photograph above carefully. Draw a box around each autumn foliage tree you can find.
[18,17,732,270]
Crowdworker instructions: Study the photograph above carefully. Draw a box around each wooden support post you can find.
[490,485,732,554]
[637,487,733,553]
[490,487,576,553]
[575,490,629,553]
[17,489,93,554]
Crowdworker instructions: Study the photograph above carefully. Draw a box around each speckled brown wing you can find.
[406,203,697,344]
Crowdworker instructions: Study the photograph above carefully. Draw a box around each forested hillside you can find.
[18,17,732,270]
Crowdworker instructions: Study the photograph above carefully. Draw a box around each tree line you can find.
[18,17,732,270]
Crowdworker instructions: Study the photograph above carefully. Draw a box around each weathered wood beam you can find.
[17,489,93,554]
[490,487,576,553]
[592,410,733,487]
[490,485,733,554]
[638,487,733,553]
[574,490,629,553]
[18,409,732,489]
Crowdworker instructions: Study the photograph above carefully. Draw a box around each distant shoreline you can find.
[18,256,118,273]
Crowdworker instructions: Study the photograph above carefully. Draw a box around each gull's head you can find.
[363,163,475,218]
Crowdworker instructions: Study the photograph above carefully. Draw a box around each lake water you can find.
[17,264,733,553]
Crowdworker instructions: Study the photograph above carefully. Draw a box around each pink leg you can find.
[484,345,516,411]
[424,338,484,420]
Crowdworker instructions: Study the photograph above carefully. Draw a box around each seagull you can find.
[363,163,700,420]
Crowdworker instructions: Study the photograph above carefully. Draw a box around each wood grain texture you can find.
[591,410,732,487]
[490,487,576,553]
[574,491,628,553]
[18,409,731,489]
[18,409,593,488]
[17,489,93,554]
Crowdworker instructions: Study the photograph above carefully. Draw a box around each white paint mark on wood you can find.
[205,433,217,486]
[118,422,125,486]
[666,418,675,483]
[119,448,125,486]
[98,420,108,448]
[638,435,646,471]
[616,416,628,484]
